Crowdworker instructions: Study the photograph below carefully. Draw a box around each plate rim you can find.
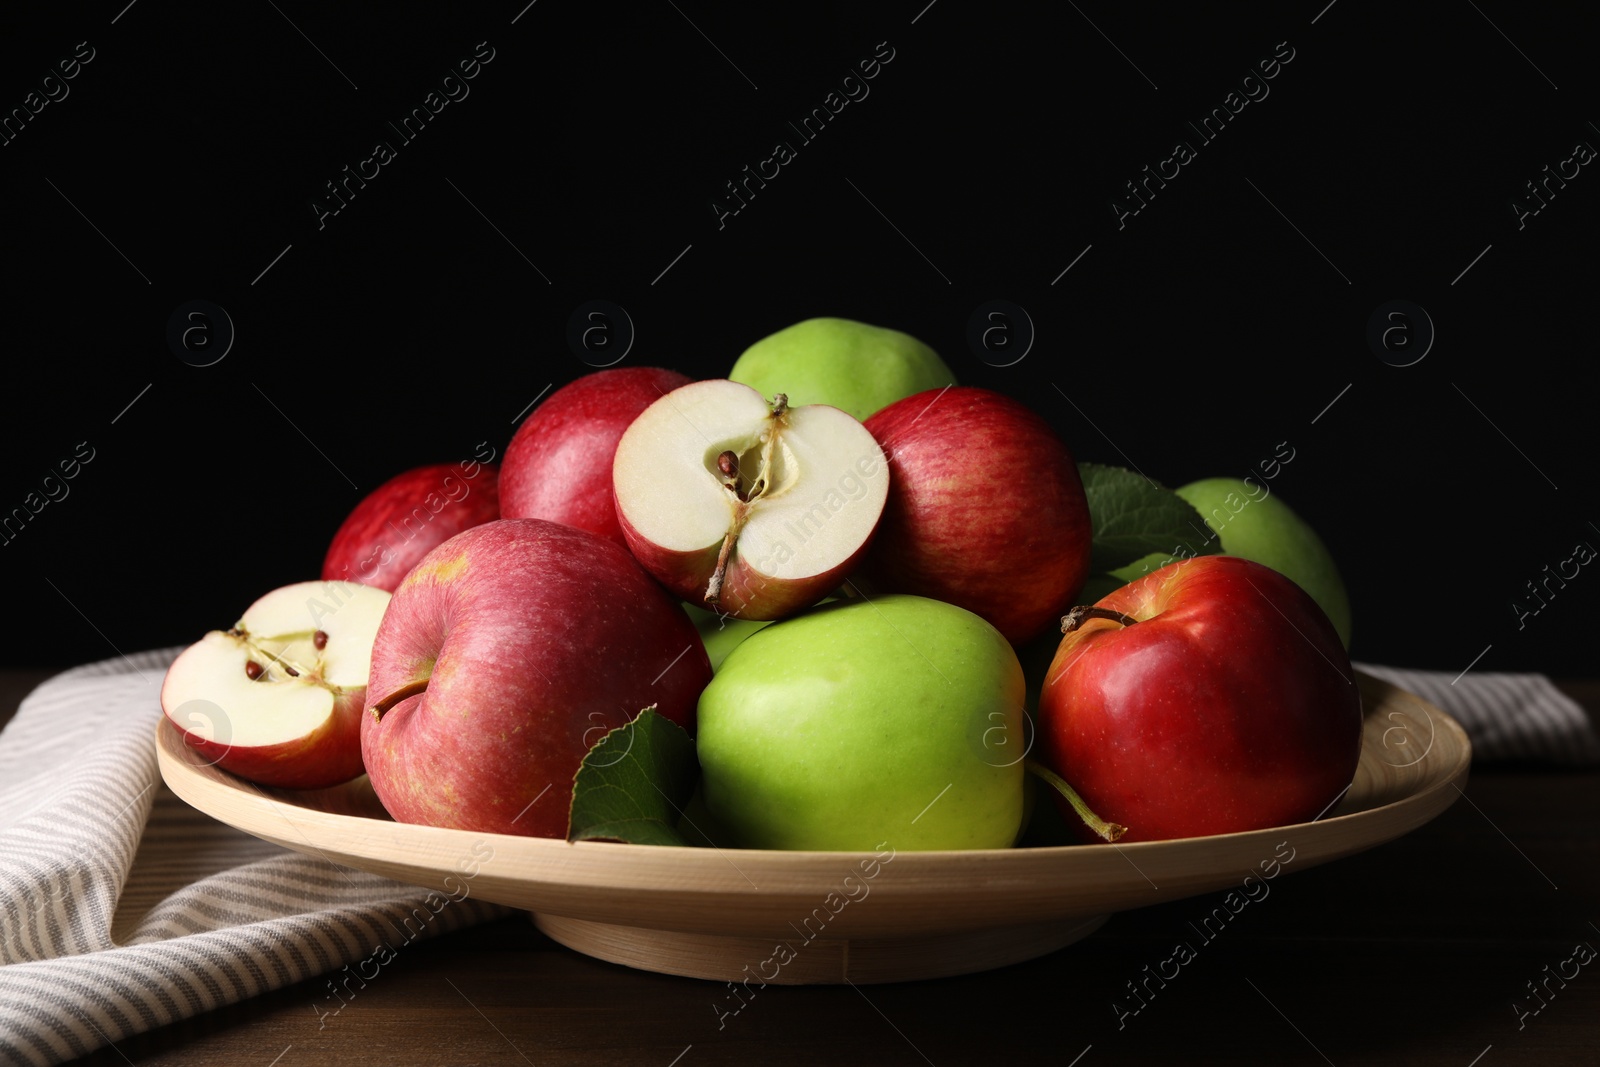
[154,669,1472,934]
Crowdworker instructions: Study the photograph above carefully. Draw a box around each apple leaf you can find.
[567,707,698,847]
[1079,462,1216,575]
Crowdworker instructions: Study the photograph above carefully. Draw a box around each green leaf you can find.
[567,707,699,846]
[1079,462,1216,575]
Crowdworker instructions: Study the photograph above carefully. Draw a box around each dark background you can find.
[0,1,1593,675]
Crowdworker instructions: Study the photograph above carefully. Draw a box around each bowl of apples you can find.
[156,319,1470,985]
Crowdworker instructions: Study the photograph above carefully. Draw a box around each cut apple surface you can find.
[612,379,889,620]
[161,581,390,788]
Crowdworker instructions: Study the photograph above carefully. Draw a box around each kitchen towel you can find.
[0,649,1595,1064]
[1353,661,1600,765]
[0,649,511,1067]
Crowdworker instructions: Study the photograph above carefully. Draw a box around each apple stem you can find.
[1061,605,1141,633]
[1024,758,1128,842]
[743,399,787,502]
[705,526,739,605]
[370,677,430,721]
[705,395,791,606]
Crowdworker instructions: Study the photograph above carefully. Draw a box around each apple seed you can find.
[313,630,328,650]
[244,660,264,680]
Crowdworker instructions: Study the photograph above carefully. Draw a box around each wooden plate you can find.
[156,670,1469,984]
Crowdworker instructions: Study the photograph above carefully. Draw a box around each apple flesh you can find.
[1038,554,1362,843]
[862,386,1092,645]
[500,366,692,547]
[729,317,956,423]
[322,461,500,592]
[697,594,1026,851]
[360,518,712,839]
[612,379,889,620]
[161,581,391,788]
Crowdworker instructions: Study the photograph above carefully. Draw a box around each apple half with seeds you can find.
[613,379,889,620]
[161,581,391,788]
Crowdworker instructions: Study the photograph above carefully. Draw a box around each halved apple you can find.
[161,581,390,788]
[613,379,889,620]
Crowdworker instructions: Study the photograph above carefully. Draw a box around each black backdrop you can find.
[1,1,1594,676]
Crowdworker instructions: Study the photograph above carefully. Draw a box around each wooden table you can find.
[5,672,1596,1066]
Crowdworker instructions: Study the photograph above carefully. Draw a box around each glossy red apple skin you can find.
[501,366,692,547]
[322,462,500,592]
[862,386,1092,644]
[1038,554,1363,843]
[360,518,712,839]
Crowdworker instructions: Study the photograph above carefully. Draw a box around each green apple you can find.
[682,602,772,671]
[1111,478,1351,647]
[728,317,956,423]
[697,594,1025,851]
[684,597,839,671]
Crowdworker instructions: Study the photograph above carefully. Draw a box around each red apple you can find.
[1037,554,1362,843]
[612,379,889,620]
[360,518,712,838]
[501,366,692,547]
[161,581,391,788]
[322,461,500,592]
[862,386,1091,644]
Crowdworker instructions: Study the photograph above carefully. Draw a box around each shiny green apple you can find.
[684,598,839,671]
[728,317,956,423]
[683,602,772,671]
[1111,478,1351,647]
[696,594,1026,850]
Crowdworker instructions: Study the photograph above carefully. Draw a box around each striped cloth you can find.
[0,650,511,1067]
[0,651,1595,1064]
[1354,662,1600,765]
